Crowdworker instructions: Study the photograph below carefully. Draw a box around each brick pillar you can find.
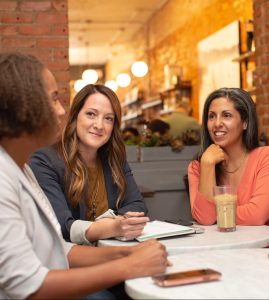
[0,0,70,109]
[253,0,269,137]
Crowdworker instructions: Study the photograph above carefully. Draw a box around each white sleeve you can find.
[70,220,93,245]
[70,209,117,245]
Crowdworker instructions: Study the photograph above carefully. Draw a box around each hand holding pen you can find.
[117,211,149,240]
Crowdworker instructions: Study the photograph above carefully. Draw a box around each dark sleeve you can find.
[28,147,79,242]
[116,161,148,215]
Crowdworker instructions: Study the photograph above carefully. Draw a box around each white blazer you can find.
[0,146,74,299]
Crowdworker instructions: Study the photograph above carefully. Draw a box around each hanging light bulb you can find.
[82,69,98,84]
[131,61,148,77]
[116,73,131,88]
[105,80,118,92]
[74,79,87,92]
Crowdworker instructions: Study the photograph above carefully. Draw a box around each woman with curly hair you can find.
[29,84,148,244]
[188,87,269,226]
[0,52,167,299]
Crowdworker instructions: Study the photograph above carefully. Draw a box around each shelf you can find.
[159,81,192,94]
[232,51,255,62]
[122,112,142,121]
[121,98,140,108]
[141,99,162,110]
[159,108,175,115]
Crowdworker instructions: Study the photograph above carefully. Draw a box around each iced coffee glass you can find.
[213,185,237,232]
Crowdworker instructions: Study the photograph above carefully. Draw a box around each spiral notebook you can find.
[135,220,196,242]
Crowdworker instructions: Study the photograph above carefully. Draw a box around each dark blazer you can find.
[29,146,148,242]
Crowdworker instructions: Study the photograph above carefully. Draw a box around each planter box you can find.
[125,145,139,162]
[139,145,200,162]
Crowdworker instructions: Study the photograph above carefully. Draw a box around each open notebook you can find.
[135,220,196,242]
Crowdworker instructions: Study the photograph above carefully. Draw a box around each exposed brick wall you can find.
[107,0,253,122]
[0,0,70,109]
[253,0,269,137]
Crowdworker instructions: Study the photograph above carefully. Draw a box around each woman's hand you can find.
[201,144,226,167]
[85,212,149,242]
[116,212,149,240]
[126,239,168,277]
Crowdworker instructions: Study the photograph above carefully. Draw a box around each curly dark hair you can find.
[0,52,55,139]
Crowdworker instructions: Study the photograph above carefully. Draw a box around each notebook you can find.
[135,220,196,242]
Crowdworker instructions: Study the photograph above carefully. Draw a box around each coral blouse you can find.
[188,146,269,225]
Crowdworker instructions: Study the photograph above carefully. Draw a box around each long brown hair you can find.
[59,84,126,209]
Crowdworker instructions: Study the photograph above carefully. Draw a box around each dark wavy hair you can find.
[0,52,55,139]
[199,87,259,183]
[59,84,126,209]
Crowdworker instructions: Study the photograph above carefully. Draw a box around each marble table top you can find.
[125,248,269,299]
[98,224,269,255]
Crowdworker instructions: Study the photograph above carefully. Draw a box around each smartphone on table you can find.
[152,268,222,287]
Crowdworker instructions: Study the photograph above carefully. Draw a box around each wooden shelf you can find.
[122,112,142,121]
[232,51,255,62]
[159,81,192,94]
[159,108,175,115]
[141,99,162,110]
[121,98,140,108]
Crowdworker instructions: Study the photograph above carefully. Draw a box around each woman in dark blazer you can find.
[30,84,148,244]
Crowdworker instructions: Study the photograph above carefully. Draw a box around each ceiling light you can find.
[105,80,118,92]
[74,79,87,92]
[131,61,148,77]
[82,69,98,84]
[116,73,131,88]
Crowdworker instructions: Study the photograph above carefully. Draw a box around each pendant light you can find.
[116,73,131,88]
[105,80,118,92]
[82,69,98,84]
[131,61,148,78]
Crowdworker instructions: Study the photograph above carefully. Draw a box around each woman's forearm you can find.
[67,244,131,268]
[85,218,121,241]
[29,240,167,299]
[28,258,131,299]
[199,161,217,201]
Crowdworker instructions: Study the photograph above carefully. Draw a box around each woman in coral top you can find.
[188,87,269,225]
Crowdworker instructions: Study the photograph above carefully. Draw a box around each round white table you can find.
[98,225,269,255]
[125,248,269,299]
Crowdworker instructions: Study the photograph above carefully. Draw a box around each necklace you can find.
[222,152,247,174]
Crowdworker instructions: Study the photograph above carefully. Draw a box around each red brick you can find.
[36,13,68,25]
[47,61,69,71]
[1,0,70,102]
[0,25,18,36]
[51,25,68,35]
[53,70,70,82]
[52,0,68,12]
[0,1,17,10]
[17,48,53,61]
[1,12,33,23]
[37,38,68,48]
[19,25,51,35]
[53,49,69,60]
[2,38,35,47]
[20,1,51,11]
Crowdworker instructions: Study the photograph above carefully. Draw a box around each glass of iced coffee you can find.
[213,185,237,232]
